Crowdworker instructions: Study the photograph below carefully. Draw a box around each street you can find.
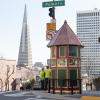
[0,90,81,100]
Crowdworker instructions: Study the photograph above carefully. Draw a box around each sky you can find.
[0,0,100,65]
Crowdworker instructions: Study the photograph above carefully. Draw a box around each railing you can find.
[48,79,82,95]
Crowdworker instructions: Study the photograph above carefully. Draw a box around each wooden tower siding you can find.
[48,21,83,93]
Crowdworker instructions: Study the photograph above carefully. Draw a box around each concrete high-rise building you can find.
[17,5,33,67]
[77,8,100,81]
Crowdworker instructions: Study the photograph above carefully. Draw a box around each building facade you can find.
[77,9,100,81]
[0,58,16,91]
[0,57,35,91]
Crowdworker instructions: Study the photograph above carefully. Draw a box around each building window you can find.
[58,69,67,86]
[69,46,77,57]
[98,37,100,42]
[57,58,67,67]
[51,59,56,67]
[59,46,66,57]
[51,46,56,58]
[52,69,57,79]
[69,58,77,65]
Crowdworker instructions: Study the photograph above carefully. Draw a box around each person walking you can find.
[40,68,45,90]
[44,66,51,90]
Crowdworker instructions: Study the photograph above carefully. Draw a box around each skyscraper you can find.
[17,5,33,67]
[77,9,100,80]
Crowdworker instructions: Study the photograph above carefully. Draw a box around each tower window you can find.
[69,46,77,57]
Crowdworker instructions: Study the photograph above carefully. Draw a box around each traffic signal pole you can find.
[42,0,65,40]
[42,0,65,19]
[53,0,55,19]
[50,0,56,23]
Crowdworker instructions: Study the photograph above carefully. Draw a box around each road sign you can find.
[47,23,56,31]
[42,0,65,8]
[46,31,55,40]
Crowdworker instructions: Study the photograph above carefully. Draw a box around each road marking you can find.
[24,98,34,100]
[4,91,29,97]
[24,98,47,100]
[81,96,100,100]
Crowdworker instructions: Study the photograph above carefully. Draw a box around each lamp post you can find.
[87,66,91,83]
[86,57,92,91]
[86,56,90,83]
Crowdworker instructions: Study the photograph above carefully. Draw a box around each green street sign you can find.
[42,0,65,8]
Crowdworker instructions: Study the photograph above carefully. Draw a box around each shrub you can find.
[29,79,35,90]
[93,77,100,90]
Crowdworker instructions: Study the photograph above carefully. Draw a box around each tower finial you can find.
[64,20,67,24]
[23,4,27,23]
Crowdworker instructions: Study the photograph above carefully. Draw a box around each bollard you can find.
[52,79,55,94]
[60,79,63,95]
[71,80,73,94]
[48,79,50,93]
[79,79,82,94]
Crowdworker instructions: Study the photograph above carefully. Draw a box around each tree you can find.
[0,79,3,91]
[93,77,100,90]
[5,65,15,91]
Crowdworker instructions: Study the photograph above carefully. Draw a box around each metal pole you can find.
[53,0,55,19]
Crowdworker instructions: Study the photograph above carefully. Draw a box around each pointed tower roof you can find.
[23,4,27,24]
[47,20,83,47]
[17,5,33,67]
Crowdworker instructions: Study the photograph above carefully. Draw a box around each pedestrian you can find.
[11,79,17,91]
[40,68,45,90]
[20,78,24,90]
[44,66,51,90]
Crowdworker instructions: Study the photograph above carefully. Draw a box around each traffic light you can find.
[49,7,55,19]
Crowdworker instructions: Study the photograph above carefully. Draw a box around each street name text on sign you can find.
[42,0,65,7]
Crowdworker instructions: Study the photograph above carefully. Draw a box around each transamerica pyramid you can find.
[17,5,33,67]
